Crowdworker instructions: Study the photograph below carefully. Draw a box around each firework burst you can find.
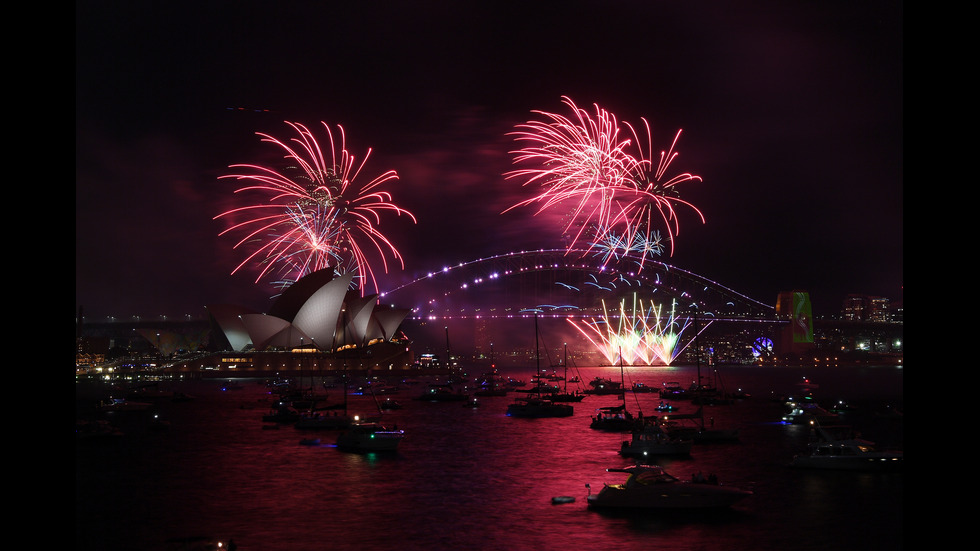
[215,121,416,293]
[567,295,702,366]
[505,96,703,269]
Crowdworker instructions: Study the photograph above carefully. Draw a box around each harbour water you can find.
[76,364,903,551]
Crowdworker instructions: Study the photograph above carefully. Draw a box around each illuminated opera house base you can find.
[199,269,417,376]
[169,341,418,377]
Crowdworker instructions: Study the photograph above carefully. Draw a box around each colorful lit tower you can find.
[775,291,814,356]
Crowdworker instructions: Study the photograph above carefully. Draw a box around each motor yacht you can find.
[791,425,902,471]
[586,465,752,510]
[506,395,574,418]
[659,381,688,400]
[590,405,636,431]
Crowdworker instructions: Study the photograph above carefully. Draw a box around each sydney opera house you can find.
[194,270,416,374]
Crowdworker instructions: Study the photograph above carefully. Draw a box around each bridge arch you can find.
[381,248,775,321]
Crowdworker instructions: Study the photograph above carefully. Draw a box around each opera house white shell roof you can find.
[207,270,410,353]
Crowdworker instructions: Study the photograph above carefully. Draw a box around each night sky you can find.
[76,1,903,321]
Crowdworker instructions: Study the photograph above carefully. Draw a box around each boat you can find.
[660,316,738,442]
[336,420,405,452]
[378,398,403,410]
[262,401,302,423]
[654,401,678,412]
[97,397,152,412]
[295,409,353,430]
[506,315,575,418]
[415,383,471,402]
[781,400,839,425]
[586,464,752,510]
[630,382,657,393]
[791,424,903,471]
[590,404,636,431]
[507,393,574,418]
[473,369,509,397]
[517,381,561,395]
[548,343,586,402]
[661,407,740,443]
[590,352,637,430]
[619,422,693,457]
[583,377,624,396]
[659,381,688,400]
[688,369,734,405]
[797,376,820,390]
[295,365,354,429]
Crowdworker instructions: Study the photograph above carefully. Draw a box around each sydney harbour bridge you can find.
[379,248,782,365]
[383,248,774,319]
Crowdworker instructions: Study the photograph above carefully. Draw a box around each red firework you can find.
[215,121,416,293]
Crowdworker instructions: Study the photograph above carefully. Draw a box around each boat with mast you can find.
[474,344,509,397]
[666,313,739,442]
[590,350,636,431]
[415,328,471,401]
[296,323,355,430]
[506,315,574,418]
[336,366,407,453]
[548,343,585,403]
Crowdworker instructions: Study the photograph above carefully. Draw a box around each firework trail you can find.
[505,96,703,269]
[215,121,416,293]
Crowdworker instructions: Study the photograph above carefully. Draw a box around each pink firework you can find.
[620,119,705,264]
[505,97,703,269]
[504,96,639,251]
[215,121,416,293]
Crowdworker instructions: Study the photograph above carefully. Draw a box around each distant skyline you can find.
[76,1,903,320]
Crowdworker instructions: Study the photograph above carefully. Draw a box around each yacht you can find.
[507,394,574,418]
[505,315,574,418]
[791,425,902,471]
[586,465,752,509]
[583,377,624,395]
[473,370,509,397]
[590,405,636,431]
[659,381,688,400]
